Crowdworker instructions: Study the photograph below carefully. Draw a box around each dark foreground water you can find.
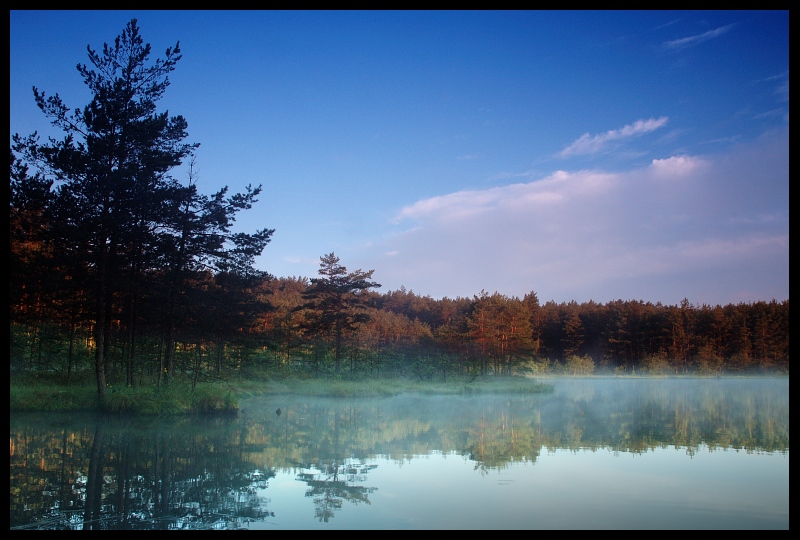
[10,377,789,530]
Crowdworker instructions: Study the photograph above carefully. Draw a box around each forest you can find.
[10,20,789,403]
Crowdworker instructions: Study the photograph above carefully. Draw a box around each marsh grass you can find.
[227,375,554,398]
[9,379,238,415]
[10,375,553,414]
[9,382,99,412]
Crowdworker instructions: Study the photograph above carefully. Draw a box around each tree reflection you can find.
[296,460,378,522]
[10,378,789,529]
[10,414,277,530]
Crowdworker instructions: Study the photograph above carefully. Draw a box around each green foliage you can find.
[298,253,381,372]
[9,382,99,412]
[459,375,555,395]
[11,375,555,412]
[518,356,553,375]
[10,377,240,415]
[190,384,239,413]
[641,351,671,375]
[565,354,595,375]
[10,19,274,402]
[696,354,725,376]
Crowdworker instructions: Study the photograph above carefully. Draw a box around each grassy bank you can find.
[9,380,239,415]
[9,375,555,415]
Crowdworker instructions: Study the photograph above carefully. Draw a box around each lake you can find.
[9,377,789,530]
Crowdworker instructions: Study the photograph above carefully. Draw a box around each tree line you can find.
[10,234,790,386]
[259,277,788,377]
[10,20,789,400]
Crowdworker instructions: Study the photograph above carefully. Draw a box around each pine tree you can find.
[11,19,274,399]
[299,253,381,373]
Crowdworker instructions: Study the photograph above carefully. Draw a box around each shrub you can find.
[641,352,671,375]
[565,355,595,376]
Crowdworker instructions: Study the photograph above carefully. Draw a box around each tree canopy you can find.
[11,19,273,401]
[299,252,381,373]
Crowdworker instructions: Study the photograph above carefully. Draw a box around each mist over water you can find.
[532,377,789,449]
[10,377,788,529]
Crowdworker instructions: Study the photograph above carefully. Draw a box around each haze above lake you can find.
[10,377,789,530]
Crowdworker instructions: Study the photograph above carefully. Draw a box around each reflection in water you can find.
[10,378,789,529]
[10,413,278,530]
[298,460,378,522]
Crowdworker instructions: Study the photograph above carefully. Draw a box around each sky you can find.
[10,10,789,307]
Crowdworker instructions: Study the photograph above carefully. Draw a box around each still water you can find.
[10,378,789,530]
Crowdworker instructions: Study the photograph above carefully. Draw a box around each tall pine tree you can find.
[299,253,380,373]
[12,19,274,400]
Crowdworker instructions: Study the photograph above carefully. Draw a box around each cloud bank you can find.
[367,131,788,306]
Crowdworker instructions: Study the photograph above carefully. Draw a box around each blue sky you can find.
[10,10,789,306]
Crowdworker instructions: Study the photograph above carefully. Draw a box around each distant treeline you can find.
[10,261,789,385]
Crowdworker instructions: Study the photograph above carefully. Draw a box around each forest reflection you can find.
[10,378,788,530]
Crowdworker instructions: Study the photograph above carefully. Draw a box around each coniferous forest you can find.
[10,20,789,404]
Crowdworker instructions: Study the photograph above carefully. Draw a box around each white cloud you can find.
[663,24,736,50]
[649,155,707,178]
[363,132,787,305]
[559,117,669,157]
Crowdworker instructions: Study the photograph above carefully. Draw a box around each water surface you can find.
[9,377,789,529]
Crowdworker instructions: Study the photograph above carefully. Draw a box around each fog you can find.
[11,376,788,530]
[241,376,789,457]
